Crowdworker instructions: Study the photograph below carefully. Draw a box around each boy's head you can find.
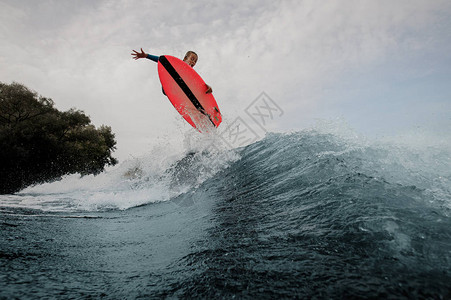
[183,51,198,67]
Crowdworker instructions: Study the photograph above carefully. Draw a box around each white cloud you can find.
[1,0,450,160]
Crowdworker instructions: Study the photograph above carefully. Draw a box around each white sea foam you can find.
[1,133,239,212]
[1,120,449,212]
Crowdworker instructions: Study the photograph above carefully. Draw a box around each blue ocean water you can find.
[1,128,450,298]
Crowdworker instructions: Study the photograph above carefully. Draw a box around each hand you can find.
[206,84,213,94]
[131,48,147,60]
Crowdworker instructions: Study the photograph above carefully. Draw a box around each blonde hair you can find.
[183,51,198,61]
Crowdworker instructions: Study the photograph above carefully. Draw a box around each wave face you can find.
[1,129,450,298]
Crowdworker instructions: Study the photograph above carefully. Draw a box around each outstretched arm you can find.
[131,48,159,62]
[131,48,147,60]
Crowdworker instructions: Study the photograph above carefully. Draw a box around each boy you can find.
[131,48,212,94]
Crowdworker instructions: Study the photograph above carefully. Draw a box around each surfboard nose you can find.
[158,55,222,132]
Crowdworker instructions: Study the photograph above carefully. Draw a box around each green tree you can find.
[0,82,118,194]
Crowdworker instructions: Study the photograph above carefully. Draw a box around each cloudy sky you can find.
[1,0,450,160]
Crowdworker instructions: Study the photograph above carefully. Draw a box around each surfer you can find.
[131,48,212,94]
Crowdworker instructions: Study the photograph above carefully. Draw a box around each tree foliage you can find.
[0,82,118,194]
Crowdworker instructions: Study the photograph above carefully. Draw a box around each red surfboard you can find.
[157,55,222,132]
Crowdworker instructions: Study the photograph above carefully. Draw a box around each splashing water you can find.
[1,124,450,298]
